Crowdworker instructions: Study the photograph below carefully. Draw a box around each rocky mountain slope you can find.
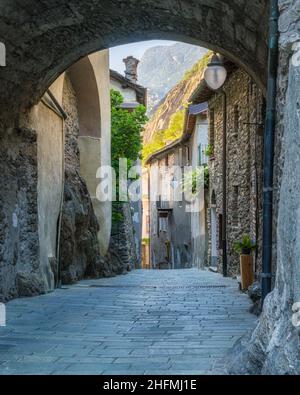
[142,52,211,158]
[138,42,207,113]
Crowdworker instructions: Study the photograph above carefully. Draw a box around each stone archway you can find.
[67,52,112,257]
[0,0,299,375]
[0,0,269,114]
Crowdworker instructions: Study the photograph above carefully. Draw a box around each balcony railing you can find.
[156,197,173,210]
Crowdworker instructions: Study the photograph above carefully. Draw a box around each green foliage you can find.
[142,130,165,163]
[233,234,257,255]
[182,51,212,81]
[204,165,209,190]
[181,167,203,195]
[142,238,150,245]
[205,144,214,157]
[142,110,185,162]
[163,110,185,141]
[111,201,124,223]
[111,89,148,174]
[111,89,148,204]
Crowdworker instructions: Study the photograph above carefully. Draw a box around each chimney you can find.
[123,56,139,84]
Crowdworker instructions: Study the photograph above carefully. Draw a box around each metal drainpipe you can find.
[55,125,65,289]
[261,0,279,304]
[220,90,228,277]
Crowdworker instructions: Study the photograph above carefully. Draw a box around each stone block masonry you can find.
[228,0,300,375]
[0,127,42,301]
[111,202,139,273]
[207,69,265,278]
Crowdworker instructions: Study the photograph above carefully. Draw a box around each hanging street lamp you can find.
[204,53,227,91]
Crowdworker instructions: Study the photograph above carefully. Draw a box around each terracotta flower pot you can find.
[240,254,254,291]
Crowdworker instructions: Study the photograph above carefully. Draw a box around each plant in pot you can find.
[233,234,256,291]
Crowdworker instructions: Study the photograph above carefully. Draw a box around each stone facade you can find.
[0,127,41,302]
[229,0,300,375]
[207,68,265,278]
[0,0,269,115]
[111,202,139,272]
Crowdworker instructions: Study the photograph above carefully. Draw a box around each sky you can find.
[109,40,177,74]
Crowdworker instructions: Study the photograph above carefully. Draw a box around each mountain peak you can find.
[138,42,207,113]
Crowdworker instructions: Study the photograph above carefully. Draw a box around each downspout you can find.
[261,0,279,304]
[220,90,228,277]
[46,89,67,289]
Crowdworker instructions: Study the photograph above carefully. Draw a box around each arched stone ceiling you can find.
[0,0,269,113]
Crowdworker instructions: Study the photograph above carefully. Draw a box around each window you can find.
[186,146,190,165]
[198,144,202,166]
[199,144,209,165]
[159,216,168,233]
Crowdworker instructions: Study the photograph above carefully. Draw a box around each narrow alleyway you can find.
[0,269,256,375]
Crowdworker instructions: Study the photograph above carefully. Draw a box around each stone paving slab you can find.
[0,269,257,375]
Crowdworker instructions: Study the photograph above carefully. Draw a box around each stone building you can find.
[146,141,192,269]
[146,99,209,270]
[193,63,265,278]
[183,102,209,269]
[110,57,147,269]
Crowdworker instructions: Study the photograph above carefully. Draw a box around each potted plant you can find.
[233,234,256,290]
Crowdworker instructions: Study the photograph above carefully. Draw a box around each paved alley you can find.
[0,269,257,375]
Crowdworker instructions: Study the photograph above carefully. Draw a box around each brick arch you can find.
[0,0,269,113]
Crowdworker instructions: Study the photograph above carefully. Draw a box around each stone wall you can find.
[229,0,300,375]
[111,202,139,273]
[207,69,265,277]
[59,75,102,283]
[0,0,269,116]
[0,126,43,302]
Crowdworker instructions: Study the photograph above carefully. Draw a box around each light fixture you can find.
[204,53,227,91]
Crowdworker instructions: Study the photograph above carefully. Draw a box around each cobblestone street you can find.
[0,269,256,375]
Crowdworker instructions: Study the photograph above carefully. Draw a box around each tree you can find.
[111,89,148,178]
[111,89,148,222]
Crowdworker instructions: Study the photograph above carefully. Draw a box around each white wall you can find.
[190,114,208,268]
[110,78,138,103]
[88,50,112,256]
